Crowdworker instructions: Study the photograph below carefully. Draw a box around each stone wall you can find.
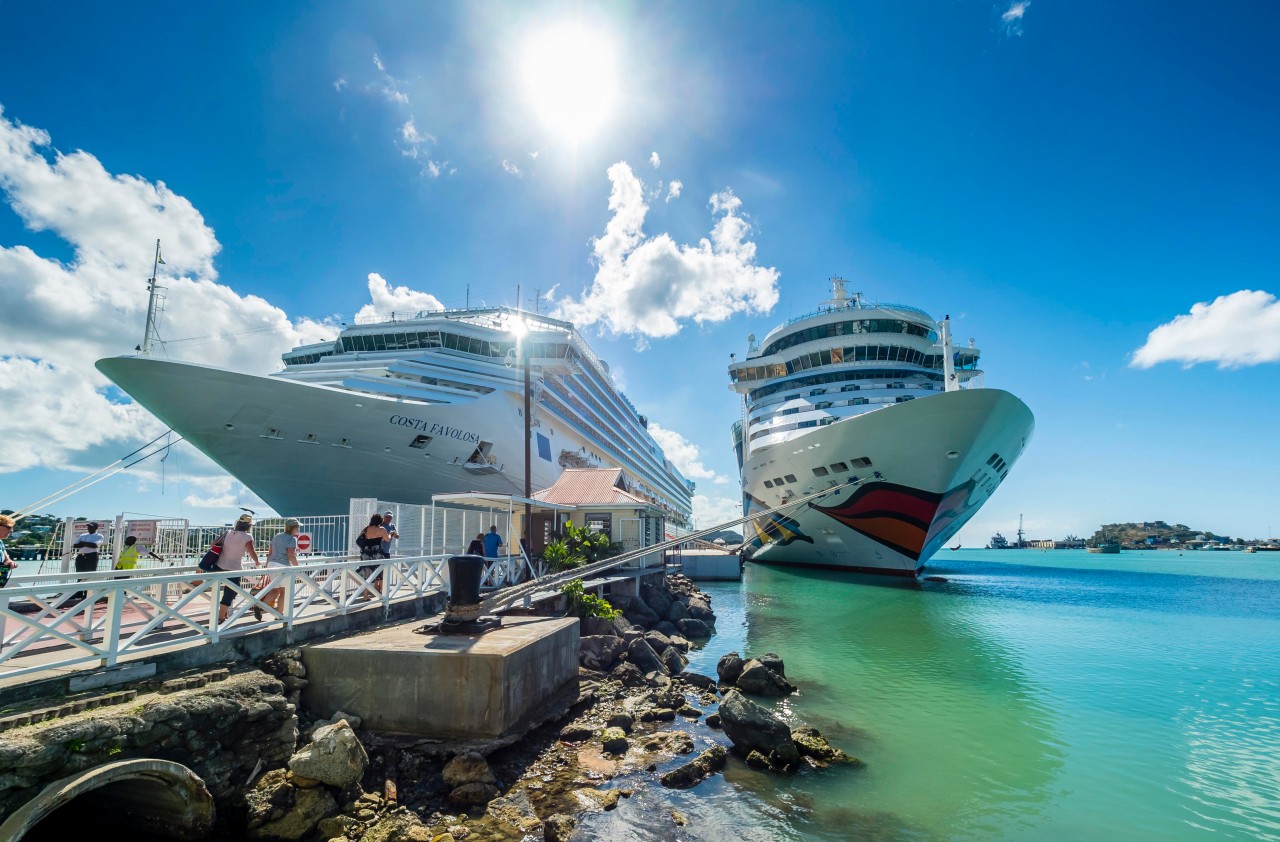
[0,668,297,821]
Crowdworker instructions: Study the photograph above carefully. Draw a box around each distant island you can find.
[1016,521,1280,549]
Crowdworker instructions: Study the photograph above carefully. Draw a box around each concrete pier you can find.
[672,549,743,580]
[300,615,579,738]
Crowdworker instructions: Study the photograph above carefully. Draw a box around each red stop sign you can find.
[296,533,312,552]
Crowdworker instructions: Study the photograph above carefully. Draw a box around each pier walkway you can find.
[0,554,518,689]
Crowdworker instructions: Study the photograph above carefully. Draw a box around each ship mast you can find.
[940,314,957,392]
[141,239,165,355]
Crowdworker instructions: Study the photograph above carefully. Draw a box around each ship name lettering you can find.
[388,415,480,444]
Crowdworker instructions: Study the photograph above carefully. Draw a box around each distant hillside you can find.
[1089,521,1237,545]
[701,530,744,545]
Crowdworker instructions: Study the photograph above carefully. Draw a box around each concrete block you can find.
[674,551,742,581]
[301,616,579,738]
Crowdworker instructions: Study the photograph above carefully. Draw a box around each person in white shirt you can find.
[71,522,106,600]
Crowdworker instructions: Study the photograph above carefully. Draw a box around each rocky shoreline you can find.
[241,574,857,842]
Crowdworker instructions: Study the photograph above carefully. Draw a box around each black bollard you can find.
[441,554,501,633]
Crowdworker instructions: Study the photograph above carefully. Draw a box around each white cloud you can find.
[1131,290,1280,369]
[666,180,683,202]
[553,162,779,338]
[649,423,730,484]
[693,494,743,531]
[372,53,409,104]
[356,273,446,322]
[0,105,412,491]
[333,78,348,92]
[1001,1,1030,35]
[650,151,661,168]
[502,159,522,177]
[400,118,434,154]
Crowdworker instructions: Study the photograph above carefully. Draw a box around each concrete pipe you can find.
[0,758,215,841]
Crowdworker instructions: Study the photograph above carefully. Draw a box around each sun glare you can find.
[521,24,619,143]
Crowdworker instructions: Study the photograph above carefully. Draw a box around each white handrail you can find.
[0,555,456,681]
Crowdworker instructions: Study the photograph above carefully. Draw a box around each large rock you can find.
[600,726,629,755]
[449,781,500,808]
[640,582,673,617]
[627,637,668,675]
[581,616,618,637]
[579,635,625,671]
[718,690,800,769]
[685,597,716,623]
[792,726,853,763]
[660,646,686,675]
[716,652,745,686]
[624,601,662,629]
[247,775,338,840]
[757,652,785,677]
[654,620,680,637]
[611,615,641,638]
[659,745,727,789]
[681,671,717,691]
[643,630,675,654]
[362,813,433,842]
[676,618,712,639]
[610,661,647,687]
[287,720,368,789]
[442,751,496,787]
[734,659,795,697]
[665,601,688,623]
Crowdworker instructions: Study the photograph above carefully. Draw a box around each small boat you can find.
[949,544,962,551]
[1087,541,1120,554]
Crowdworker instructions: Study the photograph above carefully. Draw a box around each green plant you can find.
[106,746,123,756]
[561,521,615,563]
[561,579,621,621]
[65,739,86,752]
[543,539,581,572]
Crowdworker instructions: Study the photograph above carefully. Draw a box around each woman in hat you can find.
[216,513,260,622]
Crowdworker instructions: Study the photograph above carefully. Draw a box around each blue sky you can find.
[1,1,1279,545]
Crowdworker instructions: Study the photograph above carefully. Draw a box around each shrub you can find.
[562,578,621,621]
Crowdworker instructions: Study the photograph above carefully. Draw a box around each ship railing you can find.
[0,554,460,681]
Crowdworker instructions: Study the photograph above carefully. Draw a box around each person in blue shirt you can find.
[482,525,504,558]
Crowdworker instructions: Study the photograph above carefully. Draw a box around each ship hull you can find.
[741,389,1033,576]
[97,356,582,515]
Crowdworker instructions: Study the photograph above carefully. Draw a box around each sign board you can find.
[296,533,313,553]
[125,520,158,545]
[71,520,110,536]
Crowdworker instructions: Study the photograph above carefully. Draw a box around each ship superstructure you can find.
[729,278,1033,575]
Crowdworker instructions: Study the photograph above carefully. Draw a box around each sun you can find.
[520,23,619,143]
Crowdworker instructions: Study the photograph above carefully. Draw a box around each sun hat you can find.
[236,513,253,524]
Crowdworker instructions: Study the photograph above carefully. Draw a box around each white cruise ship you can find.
[729,279,1034,576]
[97,307,694,530]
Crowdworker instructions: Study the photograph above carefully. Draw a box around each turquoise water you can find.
[588,550,1280,840]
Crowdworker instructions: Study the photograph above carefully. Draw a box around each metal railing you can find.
[0,555,454,681]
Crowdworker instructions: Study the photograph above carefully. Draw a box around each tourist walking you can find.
[466,532,484,556]
[381,510,399,558]
[259,517,300,615]
[483,525,504,558]
[0,514,17,588]
[215,513,260,623]
[357,514,390,598]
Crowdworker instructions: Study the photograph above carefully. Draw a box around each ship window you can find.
[784,474,797,483]
[841,385,860,392]
[763,479,774,488]
[300,433,320,444]
[830,461,848,472]
[831,347,843,364]
[810,389,825,396]
[896,395,914,402]
[891,382,905,389]
[409,435,433,450]
[537,433,552,461]
[820,417,835,425]
[851,457,873,468]
[333,438,351,448]
[816,402,832,410]
[772,478,784,486]
[851,397,869,405]
[262,428,282,440]
[798,420,817,429]
[812,466,829,477]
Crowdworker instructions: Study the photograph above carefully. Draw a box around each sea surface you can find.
[584,549,1280,841]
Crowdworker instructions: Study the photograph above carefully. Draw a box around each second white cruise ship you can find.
[97,306,694,532]
[730,278,1034,576]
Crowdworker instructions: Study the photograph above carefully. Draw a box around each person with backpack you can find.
[215,513,260,622]
[355,514,390,599]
